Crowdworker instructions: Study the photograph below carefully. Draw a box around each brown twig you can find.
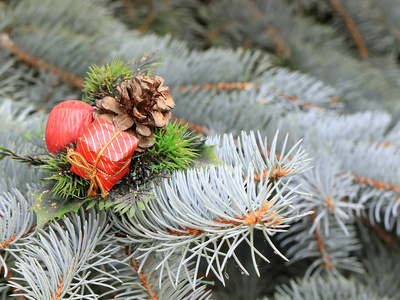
[121,0,137,28]
[310,212,333,270]
[206,20,236,43]
[267,24,291,58]
[4,269,27,300]
[328,0,368,58]
[173,117,207,135]
[354,175,400,193]
[0,225,36,250]
[0,33,84,88]
[253,167,293,182]
[125,247,158,300]
[274,91,324,110]
[0,227,35,299]
[166,200,281,236]
[360,215,397,248]
[247,0,291,58]
[177,83,326,111]
[178,82,254,92]
[52,276,64,300]
[138,10,157,35]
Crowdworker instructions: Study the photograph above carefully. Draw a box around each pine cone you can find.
[94,75,175,152]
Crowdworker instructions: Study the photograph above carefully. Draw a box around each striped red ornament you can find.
[45,100,94,153]
[68,117,139,196]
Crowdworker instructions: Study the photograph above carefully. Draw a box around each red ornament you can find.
[66,117,139,197]
[45,100,94,153]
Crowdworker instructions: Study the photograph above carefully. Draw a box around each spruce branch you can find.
[8,209,120,300]
[0,125,47,167]
[279,214,363,276]
[83,51,161,102]
[101,178,156,217]
[292,157,362,235]
[356,224,400,299]
[0,146,46,167]
[175,68,336,112]
[339,141,400,235]
[36,150,90,200]
[169,0,400,114]
[172,73,341,137]
[271,274,390,300]
[112,131,313,287]
[213,131,312,179]
[114,165,311,287]
[3,0,400,297]
[0,187,36,278]
[110,246,212,300]
[360,216,398,248]
[293,0,398,58]
[132,50,162,77]
[272,110,400,236]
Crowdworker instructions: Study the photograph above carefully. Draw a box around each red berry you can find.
[45,100,94,153]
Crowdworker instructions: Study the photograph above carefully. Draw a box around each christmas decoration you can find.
[4,1,400,299]
[0,53,224,232]
[67,117,139,197]
[94,75,175,152]
[45,100,94,153]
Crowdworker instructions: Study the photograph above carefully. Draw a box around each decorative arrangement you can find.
[0,55,221,226]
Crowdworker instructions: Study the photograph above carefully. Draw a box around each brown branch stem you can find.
[0,33,84,88]
[328,0,368,58]
[167,200,281,236]
[310,212,333,270]
[125,247,158,300]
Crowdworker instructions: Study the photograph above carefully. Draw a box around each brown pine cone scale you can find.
[93,75,175,152]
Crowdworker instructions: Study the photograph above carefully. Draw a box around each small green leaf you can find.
[34,130,41,139]
[24,133,32,142]
[129,206,136,217]
[0,146,10,161]
[86,200,97,210]
[120,205,130,214]
[137,202,146,210]
[98,198,113,210]
[191,144,224,168]
[32,182,90,227]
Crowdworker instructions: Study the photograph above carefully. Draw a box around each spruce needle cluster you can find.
[83,52,161,104]
[40,152,90,199]
[148,121,201,173]
[83,58,133,103]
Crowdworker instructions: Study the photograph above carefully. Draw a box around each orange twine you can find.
[66,130,130,198]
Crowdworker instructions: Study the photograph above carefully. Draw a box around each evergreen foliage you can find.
[1,0,400,299]
[83,58,134,103]
[83,53,161,103]
[148,121,201,173]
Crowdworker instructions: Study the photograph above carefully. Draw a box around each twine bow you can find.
[66,130,130,198]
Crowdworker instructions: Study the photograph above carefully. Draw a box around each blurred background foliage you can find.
[1,0,400,299]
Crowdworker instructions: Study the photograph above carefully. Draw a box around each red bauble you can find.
[45,100,94,153]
